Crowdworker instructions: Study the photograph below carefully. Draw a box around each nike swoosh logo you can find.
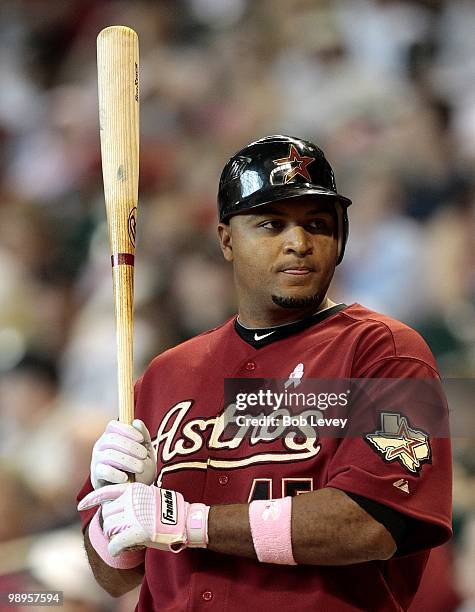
[254,331,275,341]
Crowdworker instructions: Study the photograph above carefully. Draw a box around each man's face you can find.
[218,198,339,323]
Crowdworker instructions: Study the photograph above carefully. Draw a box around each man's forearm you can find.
[84,528,145,597]
[207,487,396,565]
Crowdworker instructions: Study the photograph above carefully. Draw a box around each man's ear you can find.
[217,222,233,262]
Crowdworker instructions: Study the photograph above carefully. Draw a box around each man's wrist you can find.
[186,503,210,548]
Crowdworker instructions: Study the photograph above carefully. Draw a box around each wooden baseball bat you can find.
[97,26,139,425]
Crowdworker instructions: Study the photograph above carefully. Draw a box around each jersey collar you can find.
[234,303,348,349]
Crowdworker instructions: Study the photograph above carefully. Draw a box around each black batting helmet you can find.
[217,135,352,264]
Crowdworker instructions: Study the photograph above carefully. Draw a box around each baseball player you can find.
[77,135,452,611]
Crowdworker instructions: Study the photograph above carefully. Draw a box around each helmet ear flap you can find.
[335,202,343,263]
[334,201,349,265]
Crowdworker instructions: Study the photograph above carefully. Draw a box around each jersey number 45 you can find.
[248,477,313,501]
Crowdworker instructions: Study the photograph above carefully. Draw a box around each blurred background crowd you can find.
[0,0,474,610]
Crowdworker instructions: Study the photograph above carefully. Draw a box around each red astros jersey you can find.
[78,303,452,611]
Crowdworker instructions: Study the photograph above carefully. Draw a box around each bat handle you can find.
[113,263,136,485]
[112,262,135,424]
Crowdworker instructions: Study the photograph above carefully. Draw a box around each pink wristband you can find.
[249,497,297,565]
[88,508,145,569]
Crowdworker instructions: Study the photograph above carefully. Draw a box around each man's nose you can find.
[282,226,313,256]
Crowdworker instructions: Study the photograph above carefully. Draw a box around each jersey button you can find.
[201,591,213,602]
[245,361,256,371]
[218,475,229,485]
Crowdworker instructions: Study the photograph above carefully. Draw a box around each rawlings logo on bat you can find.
[128,206,137,247]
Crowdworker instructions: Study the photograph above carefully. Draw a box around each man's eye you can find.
[260,220,283,230]
[307,219,330,231]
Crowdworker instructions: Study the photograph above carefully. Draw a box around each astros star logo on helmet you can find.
[273,144,314,183]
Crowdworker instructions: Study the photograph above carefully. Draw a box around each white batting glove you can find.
[90,419,156,489]
[77,483,209,557]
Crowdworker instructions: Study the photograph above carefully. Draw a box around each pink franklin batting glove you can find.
[88,507,145,569]
[91,420,157,489]
[78,483,209,557]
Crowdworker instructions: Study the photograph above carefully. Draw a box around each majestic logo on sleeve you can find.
[393,478,410,493]
[366,413,431,474]
[273,145,314,183]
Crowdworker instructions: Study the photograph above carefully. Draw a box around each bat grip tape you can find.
[111,253,135,267]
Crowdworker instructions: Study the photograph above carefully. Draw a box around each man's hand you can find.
[91,420,156,489]
[78,483,209,557]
